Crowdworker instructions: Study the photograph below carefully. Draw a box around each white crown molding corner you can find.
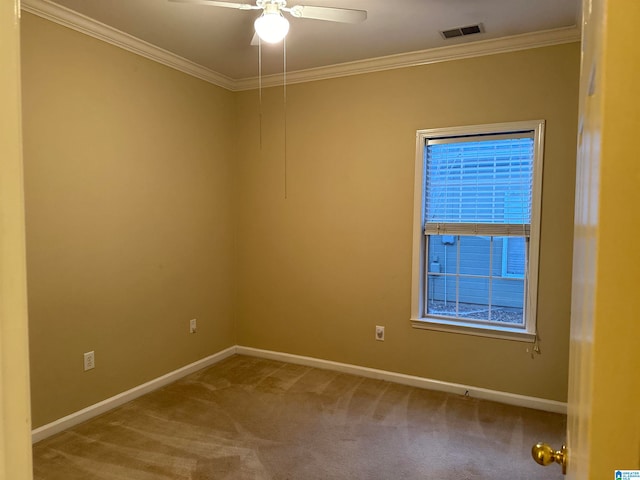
[21,0,236,91]
[31,346,237,444]
[234,25,581,91]
[236,346,568,415]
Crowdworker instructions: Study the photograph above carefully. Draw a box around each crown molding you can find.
[234,25,581,90]
[21,0,580,93]
[21,0,236,91]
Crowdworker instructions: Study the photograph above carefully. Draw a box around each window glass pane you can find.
[491,278,524,325]
[426,235,456,314]
[426,235,458,276]
[502,236,526,278]
[458,235,490,276]
[456,277,490,321]
[492,238,504,277]
[426,234,526,326]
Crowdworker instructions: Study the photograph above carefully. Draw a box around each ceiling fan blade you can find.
[169,0,259,10]
[286,5,367,23]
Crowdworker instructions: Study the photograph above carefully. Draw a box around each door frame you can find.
[0,1,33,478]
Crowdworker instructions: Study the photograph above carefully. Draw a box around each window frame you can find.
[410,120,545,342]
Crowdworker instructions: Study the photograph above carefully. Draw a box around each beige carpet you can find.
[33,355,565,479]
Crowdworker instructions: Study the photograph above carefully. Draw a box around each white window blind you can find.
[424,133,534,235]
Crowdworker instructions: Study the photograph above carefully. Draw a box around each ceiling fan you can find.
[170,0,367,44]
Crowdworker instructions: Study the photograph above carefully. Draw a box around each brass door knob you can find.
[532,442,567,474]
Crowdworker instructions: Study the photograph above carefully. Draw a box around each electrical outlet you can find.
[190,318,197,334]
[375,325,385,341]
[83,351,95,371]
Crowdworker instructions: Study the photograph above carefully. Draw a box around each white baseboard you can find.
[31,346,237,443]
[235,346,567,415]
[32,344,566,443]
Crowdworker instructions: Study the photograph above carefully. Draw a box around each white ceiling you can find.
[24,0,581,83]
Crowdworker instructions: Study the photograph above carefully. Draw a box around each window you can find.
[410,121,544,341]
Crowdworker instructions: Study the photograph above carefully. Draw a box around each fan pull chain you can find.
[258,37,263,150]
[283,35,288,200]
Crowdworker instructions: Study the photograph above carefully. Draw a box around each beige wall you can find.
[21,13,237,428]
[234,43,580,402]
[22,11,579,429]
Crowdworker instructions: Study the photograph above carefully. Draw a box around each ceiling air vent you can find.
[441,24,484,40]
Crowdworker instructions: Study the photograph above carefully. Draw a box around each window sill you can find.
[410,317,536,342]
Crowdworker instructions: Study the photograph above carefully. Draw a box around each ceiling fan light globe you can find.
[254,11,289,43]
